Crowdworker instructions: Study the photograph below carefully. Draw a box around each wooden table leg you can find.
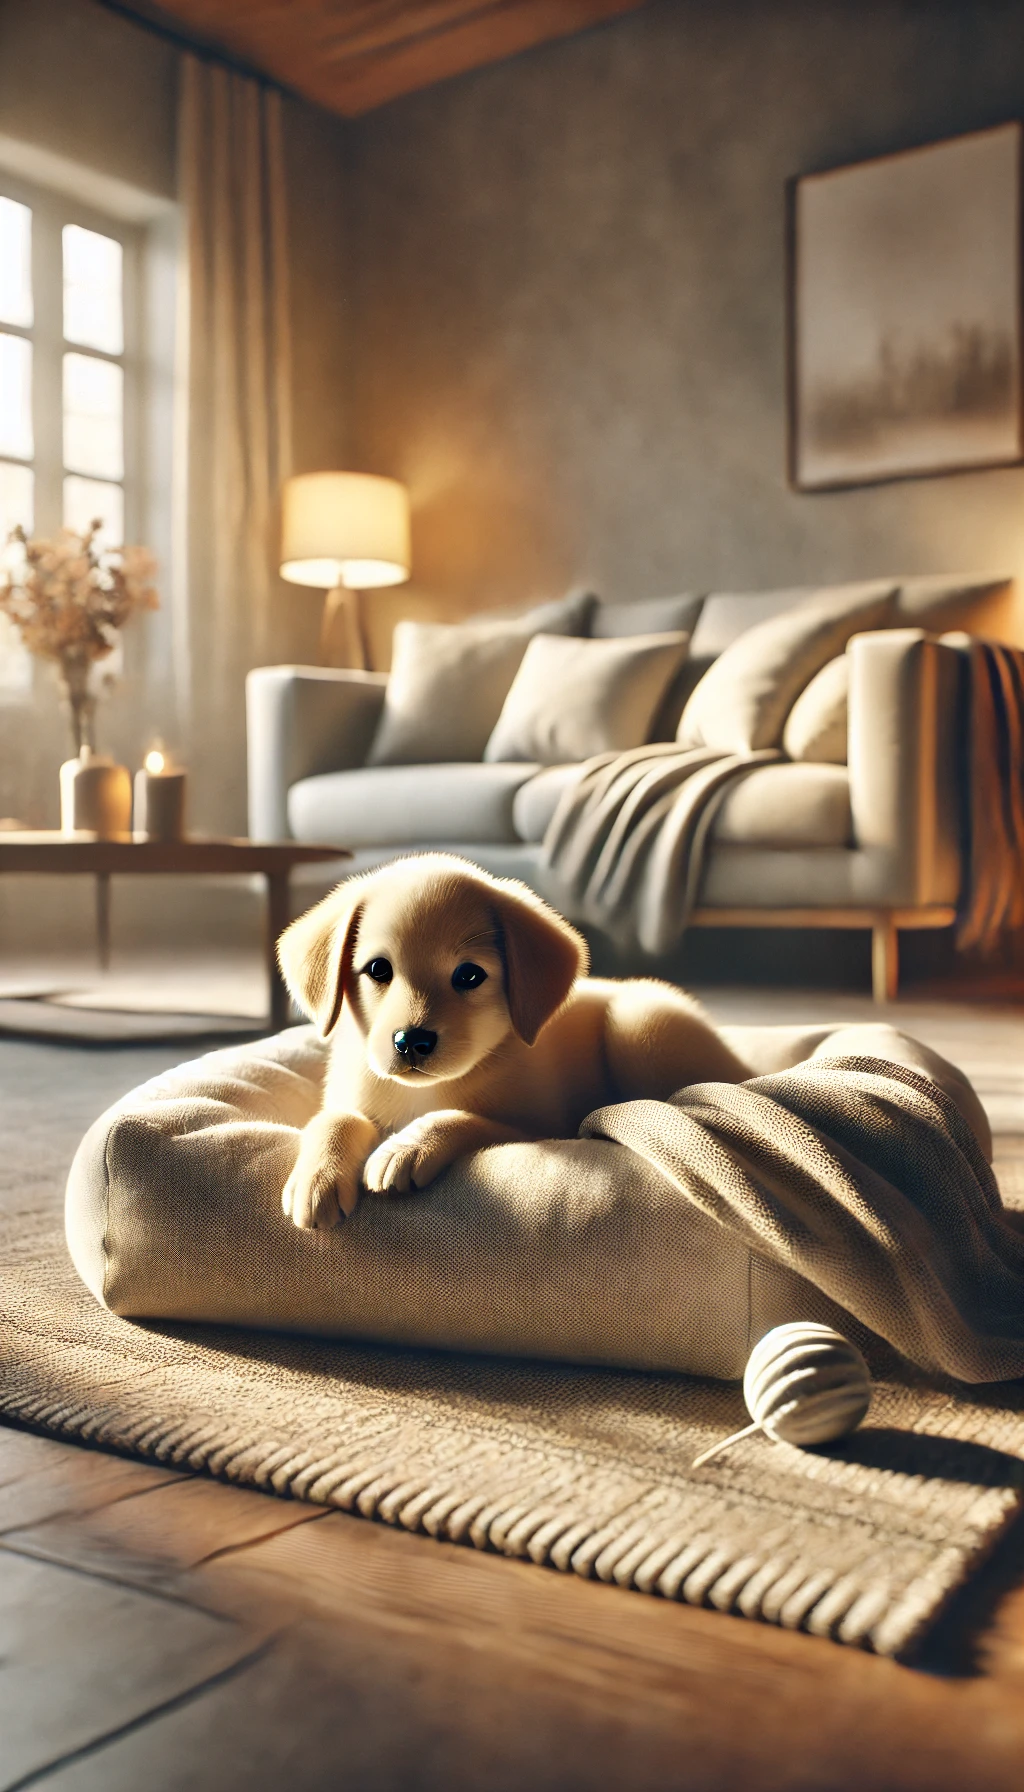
[872,915,898,1003]
[265,871,292,1032]
[95,873,111,972]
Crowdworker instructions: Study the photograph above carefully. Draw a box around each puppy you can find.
[277,853,751,1229]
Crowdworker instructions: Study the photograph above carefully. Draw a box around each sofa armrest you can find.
[246,665,388,841]
[847,629,960,906]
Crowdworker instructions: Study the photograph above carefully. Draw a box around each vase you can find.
[60,747,133,837]
[58,659,98,757]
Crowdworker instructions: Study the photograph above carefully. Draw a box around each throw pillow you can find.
[484,632,690,766]
[677,580,898,753]
[783,654,849,763]
[367,593,594,767]
[590,593,704,638]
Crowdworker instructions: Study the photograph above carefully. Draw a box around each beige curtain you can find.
[178,55,292,834]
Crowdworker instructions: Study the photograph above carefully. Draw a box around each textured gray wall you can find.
[349,0,1024,666]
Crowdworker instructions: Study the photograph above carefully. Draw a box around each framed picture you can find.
[788,122,1024,490]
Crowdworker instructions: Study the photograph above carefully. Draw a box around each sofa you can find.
[247,574,1012,1000]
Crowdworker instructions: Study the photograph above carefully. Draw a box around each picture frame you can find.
[788,122,1024,491]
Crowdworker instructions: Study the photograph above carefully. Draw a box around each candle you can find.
[134,748,187,841]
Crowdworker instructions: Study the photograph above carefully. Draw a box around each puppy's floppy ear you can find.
[277,882,364,1038]
[491,882,588,1046]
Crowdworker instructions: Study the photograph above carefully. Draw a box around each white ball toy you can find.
[693,1322,872,1468]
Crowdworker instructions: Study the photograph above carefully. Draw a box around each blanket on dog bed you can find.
[65,1020,1024,1384]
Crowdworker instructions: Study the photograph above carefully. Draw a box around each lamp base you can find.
[320,586,368,670]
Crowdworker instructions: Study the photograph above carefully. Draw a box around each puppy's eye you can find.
[364,957,393,985]
[452,962,487,991]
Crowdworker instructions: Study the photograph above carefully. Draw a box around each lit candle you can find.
[134,747,187,841]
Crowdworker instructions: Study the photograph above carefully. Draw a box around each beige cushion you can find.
[484,632,690,766]
[688,588,812,659]
[62,1022,879,1377]
[368,593,592,767]
[288,762,540,848]
[590,593,704,638]
[711,763,852,848]
[783,654,849,763]
[679,580,898,753]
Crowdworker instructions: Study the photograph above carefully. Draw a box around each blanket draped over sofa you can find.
[543,741,777,953]
[544,634,1024,959]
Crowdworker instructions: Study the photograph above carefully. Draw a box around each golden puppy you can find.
[277,853,750,1229]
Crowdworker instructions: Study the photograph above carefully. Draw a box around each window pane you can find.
[63,351,123,480]
[63,225,123,354]
[0,460,34,538]
[64,474,124,548]
[0,333,33,461]
[0,197,32,329]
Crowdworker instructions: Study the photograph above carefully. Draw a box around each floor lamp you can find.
[279,471,411,669]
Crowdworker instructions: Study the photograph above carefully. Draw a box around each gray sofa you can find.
[247,575,1011,999]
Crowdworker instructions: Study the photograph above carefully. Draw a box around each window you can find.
[0,181,140,691]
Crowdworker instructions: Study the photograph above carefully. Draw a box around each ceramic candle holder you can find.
[60,749,133,837]
[134,753,187,841]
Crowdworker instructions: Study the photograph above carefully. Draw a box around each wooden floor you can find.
[2,972,1024,1791]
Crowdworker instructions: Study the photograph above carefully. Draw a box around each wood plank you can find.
[3,1474,328,1591]
[0,1427,184,1533]
[114,0,649,117]
[36,1504,1024,1792]
[0,1547,261,1790]
[689,905,956,931]
[0,836,346,873]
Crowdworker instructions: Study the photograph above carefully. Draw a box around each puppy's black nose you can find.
[393,1027,438,1059]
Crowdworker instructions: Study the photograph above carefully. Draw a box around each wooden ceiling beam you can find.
[108,0,648,116]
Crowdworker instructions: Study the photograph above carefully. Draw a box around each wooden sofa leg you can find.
[872,917,899,1003]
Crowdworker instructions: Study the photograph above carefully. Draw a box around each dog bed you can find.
[65,1019,1023,1384]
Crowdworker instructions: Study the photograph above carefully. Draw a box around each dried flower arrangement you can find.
[0,521,159,754]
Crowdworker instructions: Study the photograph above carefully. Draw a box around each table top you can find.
[0,833,350,873]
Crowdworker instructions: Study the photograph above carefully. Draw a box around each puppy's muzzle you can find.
[393,1026,438,1061]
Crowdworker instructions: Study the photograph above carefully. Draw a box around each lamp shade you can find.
[280,471,411,590]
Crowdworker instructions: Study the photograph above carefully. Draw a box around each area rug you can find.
[1,1108,1022,1661]
[0,996,263,1044]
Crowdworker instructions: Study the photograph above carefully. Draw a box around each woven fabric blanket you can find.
[542,741,775,953]
[586,1054,1024,1384]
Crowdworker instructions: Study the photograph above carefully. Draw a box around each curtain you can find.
[178,55,292,834]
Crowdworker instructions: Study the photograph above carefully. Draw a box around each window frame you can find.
[0,171,143,546]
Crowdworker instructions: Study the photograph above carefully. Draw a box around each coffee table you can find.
[0,834,349,1031]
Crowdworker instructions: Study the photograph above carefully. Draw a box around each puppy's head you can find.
[277,853,588,1084]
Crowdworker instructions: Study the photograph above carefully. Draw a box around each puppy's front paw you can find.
[364,1117,457,1196]
[283,1155,360,1230]
[283,1111,378,1231]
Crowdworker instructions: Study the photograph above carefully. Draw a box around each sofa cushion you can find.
[688,587,813,660]
[485,632,690,765]
[782,654,849,763]
[711,764,853,848]
[678,580,898,753]
[288,762,540,848]
[512,763,583,842]
[590,593,704,638]
[482,588,598,633]
[367,594,592,768]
